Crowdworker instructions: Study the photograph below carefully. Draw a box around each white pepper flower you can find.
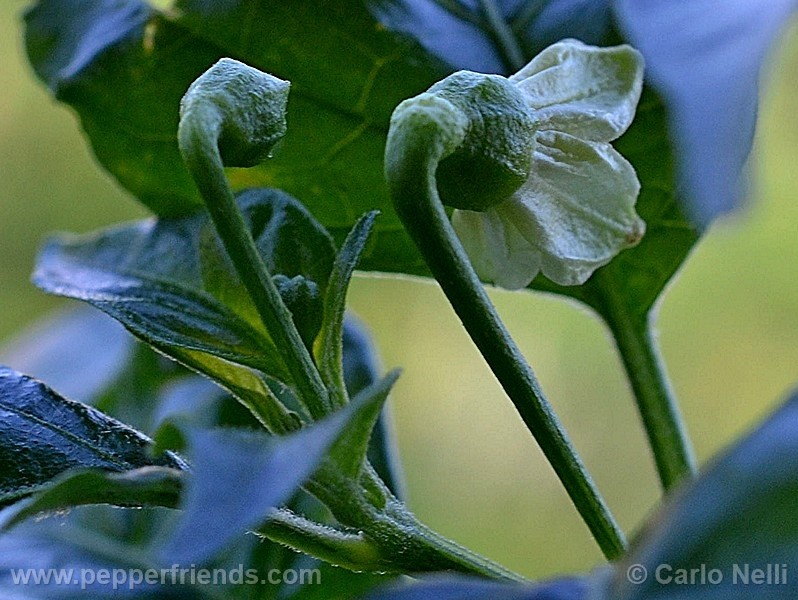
[450,39,645,289]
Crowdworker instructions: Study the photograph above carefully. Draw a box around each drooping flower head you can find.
[446,40,645,289]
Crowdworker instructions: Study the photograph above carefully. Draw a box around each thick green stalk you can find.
[385,98,626,559]
[301,463,525,580]
[383,501,525,580]
[259,508,387,572]
[179,107,331,420]
[595,275,696,490]
[262,502,525,580]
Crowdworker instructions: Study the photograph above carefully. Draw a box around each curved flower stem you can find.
[179,104,331,420]
[595,277,696,490]
[385,99,627,560]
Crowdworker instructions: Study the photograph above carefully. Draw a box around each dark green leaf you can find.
[24,0,220,216]
[33,223,288,380]
[199,186,336,348]
[234,189,335,289]
[32,190,334,433]
[30,0,781,227]
[162,385,392,565]
[23,0,444,274]
[0,467,183,531]
[609,390,798,600]
[273,274,324,350]
[0,366,183,507]
[172,0,448,273]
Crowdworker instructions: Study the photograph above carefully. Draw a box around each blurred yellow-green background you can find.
[2,0,798,580]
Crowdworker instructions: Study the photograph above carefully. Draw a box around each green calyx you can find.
[180,58,290,168]
[428,72,537,212]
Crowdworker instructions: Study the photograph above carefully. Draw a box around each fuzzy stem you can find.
[179,103,331,420]
[595,274,696,490]
[304,463,526,580]
[385,98,626,559]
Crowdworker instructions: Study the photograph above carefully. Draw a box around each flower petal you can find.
[503,131,644,286]
[510,39,644,142]
[452,207,542,290]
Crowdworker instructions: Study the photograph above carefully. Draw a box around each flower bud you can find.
[429,72,537,212]
[180,58,289,168]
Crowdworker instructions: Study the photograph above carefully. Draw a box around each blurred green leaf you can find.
[163,384,393,566]
[342,315,405,499]
[609,390,798,600]
[371,0,616,74]
[0,366,183,507]
[616,0,798,223]
[0,307,134,404]
[365,574,591,599]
